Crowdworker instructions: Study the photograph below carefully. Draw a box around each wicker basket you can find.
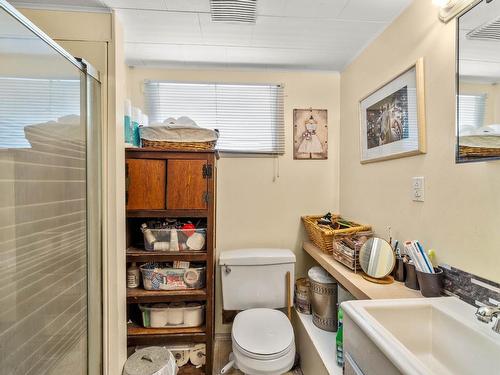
[141,139,217,151]
[459,145,500,158]
[302,215,371,254]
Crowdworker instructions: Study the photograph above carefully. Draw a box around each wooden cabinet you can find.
[167,159,209,210]
[125,149,216,375]
[126,159,166,210]
[126,156,213,212]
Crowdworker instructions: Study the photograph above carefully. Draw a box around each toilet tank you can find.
[219,248,295,310]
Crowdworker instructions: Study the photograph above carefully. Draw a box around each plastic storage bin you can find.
[139,303,205,328]
[140,263,206,290]
[143,228,206,252]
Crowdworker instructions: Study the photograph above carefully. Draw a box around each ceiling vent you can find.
[467,16,500,41]
[210,0,257,23]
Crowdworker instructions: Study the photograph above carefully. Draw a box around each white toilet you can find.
[219,248,296,375]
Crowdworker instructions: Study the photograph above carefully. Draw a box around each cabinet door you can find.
[167,159,209,209]
[126,159,166,210]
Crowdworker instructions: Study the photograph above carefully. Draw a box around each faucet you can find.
[475,305,500,334]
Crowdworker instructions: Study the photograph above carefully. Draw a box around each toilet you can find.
[219,248,296,375]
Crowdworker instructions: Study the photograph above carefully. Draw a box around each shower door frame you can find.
[0,1,104,374]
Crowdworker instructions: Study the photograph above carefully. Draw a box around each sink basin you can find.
[342,297,500,375]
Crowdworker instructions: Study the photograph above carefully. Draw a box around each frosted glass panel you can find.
[0,5,101,375]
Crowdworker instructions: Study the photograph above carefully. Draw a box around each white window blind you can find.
[144,81,285,154]
[458,94,486,131]
[0,77,80,149]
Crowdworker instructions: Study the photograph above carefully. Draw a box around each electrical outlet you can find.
[412,176,425,202]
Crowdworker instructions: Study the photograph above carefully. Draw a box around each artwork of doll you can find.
[297,115,323,154]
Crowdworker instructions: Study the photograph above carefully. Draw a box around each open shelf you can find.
[127,288,207,303]
[178,364,205,375]
[127,247,208,262]
[127,209,209,218]
[127,324,207,345]
[303,241,422,300]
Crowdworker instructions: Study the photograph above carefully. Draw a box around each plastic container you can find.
[416,267,444,297]
[124,99,132,144]
[139,303,205,328]
[143,228,207,252]
[140,263,206,290]
[131,107,142,147]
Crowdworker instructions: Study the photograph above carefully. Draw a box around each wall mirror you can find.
[457,0,500,162]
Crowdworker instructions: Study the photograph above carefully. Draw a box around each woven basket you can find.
[141,139,217,151]
[459,145,500,158]
[302,215,371,254]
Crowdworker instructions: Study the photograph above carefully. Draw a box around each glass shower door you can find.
[0,2,102,374]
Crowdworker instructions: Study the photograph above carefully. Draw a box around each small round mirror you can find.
[359,237,395,283]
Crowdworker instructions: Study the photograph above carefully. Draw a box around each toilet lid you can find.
[232,308,294,356]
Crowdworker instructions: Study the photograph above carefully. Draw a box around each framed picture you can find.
[359,58,426,163]
[293,108,328,160]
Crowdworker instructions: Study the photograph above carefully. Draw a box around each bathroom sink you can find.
[342,297,500,375]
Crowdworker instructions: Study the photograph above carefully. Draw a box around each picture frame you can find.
[359,58,426,163]
[293,108,328,160]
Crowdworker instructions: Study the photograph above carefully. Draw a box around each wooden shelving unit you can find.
[125,149,216,374]
[127,247,208,262]
[127,288,208,303]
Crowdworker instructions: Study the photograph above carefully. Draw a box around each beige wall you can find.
[340,0,500,283]
[127,67,341,333]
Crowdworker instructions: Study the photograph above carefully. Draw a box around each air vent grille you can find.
[467,16,500,41]
[210,0,257,23]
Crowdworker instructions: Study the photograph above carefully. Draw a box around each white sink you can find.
[342,297,500,375]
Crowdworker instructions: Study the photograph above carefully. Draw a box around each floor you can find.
[214,336,303,375]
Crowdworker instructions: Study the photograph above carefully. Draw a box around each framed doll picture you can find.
[293,108,328,160]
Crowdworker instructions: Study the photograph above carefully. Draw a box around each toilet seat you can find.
[232,308,294,360]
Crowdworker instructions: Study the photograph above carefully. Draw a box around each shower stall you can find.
[0,1,102,374]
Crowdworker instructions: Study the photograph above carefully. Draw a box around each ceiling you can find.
[459,0,500,83]
[8,0,413,70]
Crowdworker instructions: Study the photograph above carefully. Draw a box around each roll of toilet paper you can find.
[153,241,170,251]
[189,344,206,366]
[171,349,189,367]
[168,302,185,325]
[184,303,204,327]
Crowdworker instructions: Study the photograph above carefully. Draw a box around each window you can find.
[0,77,81,148]
[458,94,486,131]
[144,81,285,154]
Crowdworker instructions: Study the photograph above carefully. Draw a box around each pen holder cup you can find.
[393,257,406,282]
[404,263,420,290]
[416,267,444,297]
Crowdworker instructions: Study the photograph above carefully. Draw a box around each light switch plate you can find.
[412,176,425,202]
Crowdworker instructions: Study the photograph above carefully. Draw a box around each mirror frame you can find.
[455,0,500,163]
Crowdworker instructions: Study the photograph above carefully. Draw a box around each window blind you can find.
[458,94,486,131]
[0,77,81,149]
[144,81,285,154]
